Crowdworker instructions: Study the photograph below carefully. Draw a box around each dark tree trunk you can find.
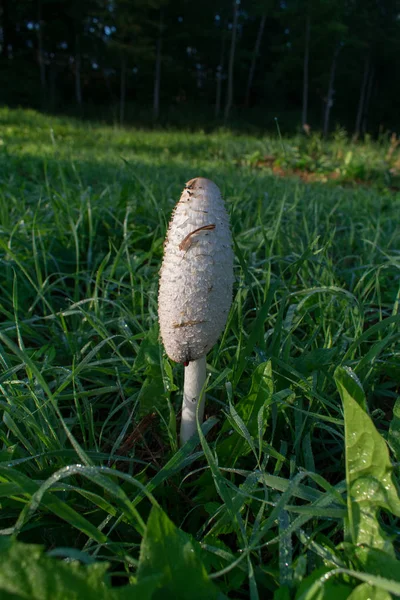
[224,0,238,122]
[215,34,226,118]
[1,0,11,58]
[354,53,370,139]
[75,34,83,109]
[153,13,163,120]
[244,12,266,108]
[49,61,57,111]
[120,52,126,125]
[302,15,310,127]
[323,43,341,138]
[37,0,46,108]
[362,64,374,134]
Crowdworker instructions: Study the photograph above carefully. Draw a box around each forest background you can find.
[1,0,399,136]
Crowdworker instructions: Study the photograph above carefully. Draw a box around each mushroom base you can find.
[180,356,207,445]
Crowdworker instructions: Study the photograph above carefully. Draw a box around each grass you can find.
[0,106,399,599]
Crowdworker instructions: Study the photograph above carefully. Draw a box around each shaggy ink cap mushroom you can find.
[158,177,234,444]
[158,177,234,364]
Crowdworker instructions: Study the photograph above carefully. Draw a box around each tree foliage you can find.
[0,0,399,132]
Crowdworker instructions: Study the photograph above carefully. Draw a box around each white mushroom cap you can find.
[158,177,234,363]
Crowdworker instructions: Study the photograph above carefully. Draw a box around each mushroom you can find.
[158,177,234,445]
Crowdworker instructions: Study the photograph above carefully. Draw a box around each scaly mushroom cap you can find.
[158,177,234,363]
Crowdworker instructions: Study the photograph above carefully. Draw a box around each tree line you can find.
[1,0,399,135]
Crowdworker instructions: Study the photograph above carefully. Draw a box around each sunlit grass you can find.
[0,107,399,598]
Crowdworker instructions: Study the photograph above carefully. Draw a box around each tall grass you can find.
[0,108,399,599]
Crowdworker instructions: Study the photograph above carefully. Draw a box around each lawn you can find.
[0,107,399,599]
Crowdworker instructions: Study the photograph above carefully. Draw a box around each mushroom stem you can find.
[180,356,207,445]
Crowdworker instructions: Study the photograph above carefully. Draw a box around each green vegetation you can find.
[0,108,399,599]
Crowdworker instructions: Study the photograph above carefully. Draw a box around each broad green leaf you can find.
[347,583,391,600]
[0,538,158,600]
[335,366,400,554]
[133,322,161,370]
[351,547,400,583]
[237,360,274,428]
[162,358,179,393]
[335,366,367,412]
[138,367,167,417]
[137,505,221,599]
[274,585,291,600]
